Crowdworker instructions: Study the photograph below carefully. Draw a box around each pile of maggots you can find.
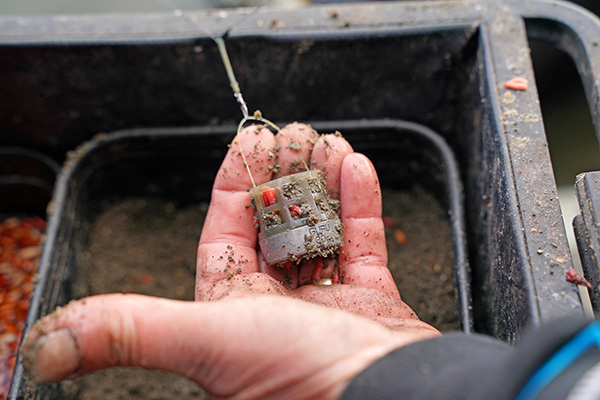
[0,216,45,397]
[237,113,344,283]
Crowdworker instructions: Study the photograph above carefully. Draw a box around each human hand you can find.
[196,122,437,326]
[21,123,439,399]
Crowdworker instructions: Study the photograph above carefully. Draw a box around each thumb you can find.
[20,294,432,399]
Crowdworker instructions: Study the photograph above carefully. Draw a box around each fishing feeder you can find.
[251,170,344,266]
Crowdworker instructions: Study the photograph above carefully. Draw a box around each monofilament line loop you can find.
[235,112,283,188]
[234,135,256,188]
[236,112,282,135]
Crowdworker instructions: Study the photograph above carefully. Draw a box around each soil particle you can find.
[282,181,303,199]
[305,213,320,226]
[263,210,283,228]
[288,141,302,151]
[315,197,329,213]
[308,175,324,194]
[268,163,281,173]
[288,160,305,174]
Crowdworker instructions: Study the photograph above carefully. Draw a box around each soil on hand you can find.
[62,186,458,399]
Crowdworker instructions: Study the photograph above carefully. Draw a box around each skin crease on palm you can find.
[20,123,440,400]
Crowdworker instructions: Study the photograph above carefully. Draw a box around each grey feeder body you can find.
[251,170,344,266]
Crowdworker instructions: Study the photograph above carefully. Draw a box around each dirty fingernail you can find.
[22,328,81,383]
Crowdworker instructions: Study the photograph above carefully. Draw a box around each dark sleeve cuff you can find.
[342,318,595,400]
[342,332,513,400]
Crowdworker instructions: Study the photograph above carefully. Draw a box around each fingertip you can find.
[310,133,354,199]
[272,122,318,179]
[22,328,81,383]
[216,125,277,191]
[22,295,195,383]
[340,153,382,219]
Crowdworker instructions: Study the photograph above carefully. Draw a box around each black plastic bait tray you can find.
[0,147,59,219]
[6,0,600,397]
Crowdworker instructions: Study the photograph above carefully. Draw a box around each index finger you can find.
[196,126,276,295]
